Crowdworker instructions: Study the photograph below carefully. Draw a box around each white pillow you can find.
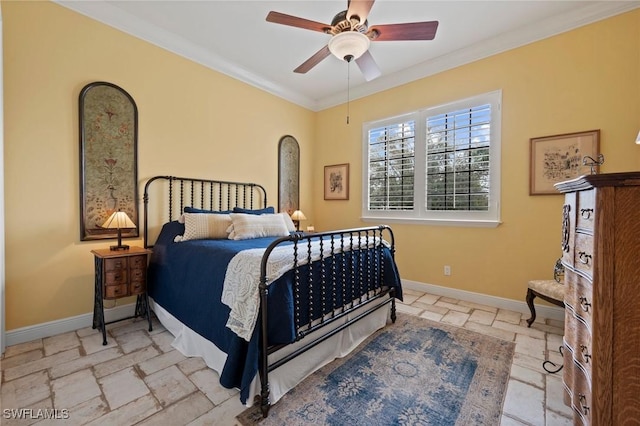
[278,212,297,233]
[174,213,231,242]
[228,213,290,240]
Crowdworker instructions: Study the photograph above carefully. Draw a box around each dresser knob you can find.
[579,296,591,312]
[580,345,591,363]
[578,251,592,265]
[580,208,593,219]
[578,394,590,415]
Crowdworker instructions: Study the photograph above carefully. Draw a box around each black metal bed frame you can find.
[143,176,397,417]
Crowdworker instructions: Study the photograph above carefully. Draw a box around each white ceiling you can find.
[57,1,638,111]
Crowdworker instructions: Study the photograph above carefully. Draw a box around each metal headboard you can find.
[143,175,268,248]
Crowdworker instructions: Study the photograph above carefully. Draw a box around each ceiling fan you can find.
[266,0,439,81]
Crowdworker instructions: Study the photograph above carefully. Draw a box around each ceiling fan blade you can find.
[294,45,332,74]
[369,21,439,41]
[355,50,382,81]
[266,11,330,33]
[347,0,375,24]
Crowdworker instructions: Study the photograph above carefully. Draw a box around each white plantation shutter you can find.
[425,104,491,211]
[368,120,415,211]
[363,91,501,227]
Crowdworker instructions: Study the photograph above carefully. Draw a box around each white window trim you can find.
[361,90,502,228]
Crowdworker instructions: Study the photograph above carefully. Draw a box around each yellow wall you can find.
[2,1,315,330]
[314,9,640,301]
[3,2,639,331]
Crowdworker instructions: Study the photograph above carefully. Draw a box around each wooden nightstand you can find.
[91,246,153,345]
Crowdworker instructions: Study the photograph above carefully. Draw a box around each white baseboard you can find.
[402,279,565,322]
[5,303,136,347]
[4,279,564,349]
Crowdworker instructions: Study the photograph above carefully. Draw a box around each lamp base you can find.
[110,244,130,251]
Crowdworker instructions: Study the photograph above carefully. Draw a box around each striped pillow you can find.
[174,213,231,242]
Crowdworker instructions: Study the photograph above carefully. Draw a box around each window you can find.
[362,90,501,227]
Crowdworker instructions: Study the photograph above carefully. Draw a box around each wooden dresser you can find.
[555,172,640,425]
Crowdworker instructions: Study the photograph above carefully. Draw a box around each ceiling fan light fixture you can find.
[328,31,370,62]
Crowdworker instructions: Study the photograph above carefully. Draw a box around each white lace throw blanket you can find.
[221,237,385,341]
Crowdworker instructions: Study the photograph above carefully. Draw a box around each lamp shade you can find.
[101,210,136,251]
[290,210,307,221]
[636,130,640,145]
[101,211,136,229]
[328,31,370,61]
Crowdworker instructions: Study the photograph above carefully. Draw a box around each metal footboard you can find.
[257,225,397,417]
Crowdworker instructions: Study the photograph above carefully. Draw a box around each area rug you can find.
[237,313,515,425]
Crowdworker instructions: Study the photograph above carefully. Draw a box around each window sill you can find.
[361,216,501,228]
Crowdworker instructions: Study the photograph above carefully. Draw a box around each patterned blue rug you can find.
[238,314,515,425]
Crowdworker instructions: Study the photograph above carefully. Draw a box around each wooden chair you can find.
[525,279,564,327]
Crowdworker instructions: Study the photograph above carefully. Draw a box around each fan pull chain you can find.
[346,58,351,125]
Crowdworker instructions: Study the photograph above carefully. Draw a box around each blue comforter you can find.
[147,221,402,403]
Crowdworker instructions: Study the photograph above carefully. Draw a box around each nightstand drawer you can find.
[130,281,146,294]
[130,267,146,282]
[104,284,128,299]
[105,270,127,285]
[129,255,147,269]
[104,257,128,271]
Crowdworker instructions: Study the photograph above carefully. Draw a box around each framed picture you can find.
[529,129,600,195]
[324,163,349,200]
[79,81,139,240]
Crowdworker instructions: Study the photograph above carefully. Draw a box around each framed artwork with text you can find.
[529,129,600,195]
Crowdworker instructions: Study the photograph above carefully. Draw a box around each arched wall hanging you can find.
[79,81,139,241]
[278,135,300,215]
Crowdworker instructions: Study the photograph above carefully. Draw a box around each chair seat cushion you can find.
[528,280,564,301]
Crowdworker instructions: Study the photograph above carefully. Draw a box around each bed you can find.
[143,175,402,417]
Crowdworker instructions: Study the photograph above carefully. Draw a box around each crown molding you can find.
[54,0,318,110]
[55,1,639,112]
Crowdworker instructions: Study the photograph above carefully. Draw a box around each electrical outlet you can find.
[444,265,451,276]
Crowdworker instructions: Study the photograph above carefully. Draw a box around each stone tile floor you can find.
[1,288,573,425]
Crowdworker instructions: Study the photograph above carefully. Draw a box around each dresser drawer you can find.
[565,272,593,327]
[574,232,594,278]
[104,284,128,299]
[574,320,593,378]
[571,364,592,426]
[576,189,595,231]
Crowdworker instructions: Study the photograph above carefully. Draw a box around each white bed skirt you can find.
[149,297,391,406]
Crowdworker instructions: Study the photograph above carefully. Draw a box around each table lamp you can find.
[290,210,307,231]
[101,210,136,250]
